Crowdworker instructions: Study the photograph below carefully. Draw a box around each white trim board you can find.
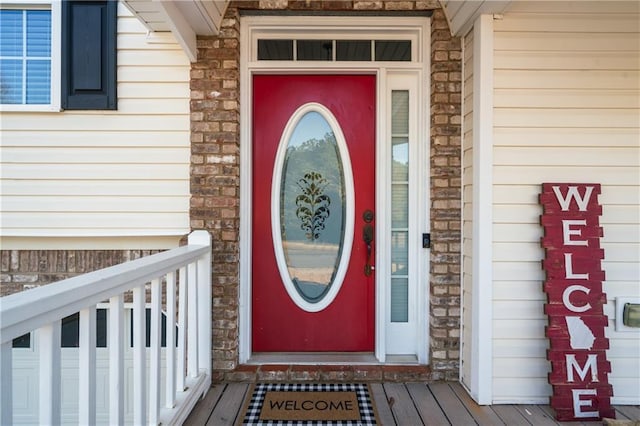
[469,14,494,405]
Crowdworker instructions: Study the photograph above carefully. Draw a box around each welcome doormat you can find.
[239,383,379,425]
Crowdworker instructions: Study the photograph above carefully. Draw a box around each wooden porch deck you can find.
[184,382,640,425]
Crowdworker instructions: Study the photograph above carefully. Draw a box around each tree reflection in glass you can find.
[280,111,346,303]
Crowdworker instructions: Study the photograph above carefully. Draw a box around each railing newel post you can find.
[190,230,212,381]
[0,342,13,425]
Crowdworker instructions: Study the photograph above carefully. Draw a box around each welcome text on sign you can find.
[540,183,614,421]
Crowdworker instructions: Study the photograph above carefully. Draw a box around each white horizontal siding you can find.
[494,147,639,167]
[494,108,639,128]
[494,167,639,186]
[2,181,188,197]
[2,164,187,180]
[2,115,189,131]
[1,131,189,147]
[494,33,639,52]
[494,338,548,359]
[118,35,184,51]
[494,128,639,147]
[494,185,640,205]
[118,50,189,66]
[0,4,191,246]
[2,197,187,213]
[1,213,188,230]
[493,12,640,33]
[494,52,639,71]
[493,379,551,404]
[119,83,189,98]
[3,148,188,164]
[491,2,640,404]
[503,2,639,15]
[495,223,640,244]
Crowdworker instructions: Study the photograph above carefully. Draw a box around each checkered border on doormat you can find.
[240,383,379,426]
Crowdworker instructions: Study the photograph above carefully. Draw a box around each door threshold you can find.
[248,353,419,365]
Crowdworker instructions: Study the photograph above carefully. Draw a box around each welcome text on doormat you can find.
[239,383,379,425]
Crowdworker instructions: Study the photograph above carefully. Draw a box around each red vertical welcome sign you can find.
[540,183,615,421]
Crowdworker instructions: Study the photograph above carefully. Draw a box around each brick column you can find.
[190,6,242,375]
[429,8,462,380]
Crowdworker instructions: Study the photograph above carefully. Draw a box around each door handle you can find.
[363,210,374,276]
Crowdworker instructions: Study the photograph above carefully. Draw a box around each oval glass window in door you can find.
[271,103,354,312]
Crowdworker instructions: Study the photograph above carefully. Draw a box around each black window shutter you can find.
[61,0,117,110]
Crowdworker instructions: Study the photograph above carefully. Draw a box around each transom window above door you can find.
[258,39,412,61]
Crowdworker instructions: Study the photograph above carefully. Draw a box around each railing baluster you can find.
[177,266,187,391]
[79,306,97,425]
[187,261,198,378]
[133,285,147,425]
[39,321,61,425]
[149,278,162,425]
[109,294,125,425]
[165,271,177,408]
[0,341,12,425]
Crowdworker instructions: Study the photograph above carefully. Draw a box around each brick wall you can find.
[191,0,462,381]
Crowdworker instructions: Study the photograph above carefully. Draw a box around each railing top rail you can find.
[0,234,211,344]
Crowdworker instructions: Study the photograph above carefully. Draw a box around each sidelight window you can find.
[391,90,410,323]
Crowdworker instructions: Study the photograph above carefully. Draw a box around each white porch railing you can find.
[0,231,212,425]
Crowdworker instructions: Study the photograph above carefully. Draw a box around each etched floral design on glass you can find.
[280,111,346,302]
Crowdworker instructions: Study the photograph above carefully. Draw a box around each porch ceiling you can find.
[121,0,510,59]
[440,0,512,35]
[121,0,230,61]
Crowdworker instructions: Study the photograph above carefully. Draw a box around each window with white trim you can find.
[0,4,56,107]
[0,0,117,111]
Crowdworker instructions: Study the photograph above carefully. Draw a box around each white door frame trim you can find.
[238,15,430,364]
[468,14,494,404]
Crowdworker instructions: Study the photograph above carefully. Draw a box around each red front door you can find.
[252,75,375,352]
